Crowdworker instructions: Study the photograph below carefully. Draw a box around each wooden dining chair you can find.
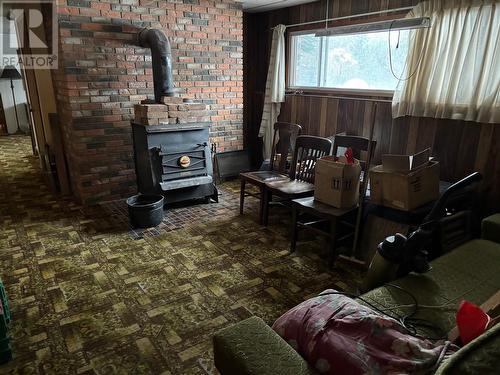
[262,135,333,226]
[239,122,301,224]
[332,134,375,176]
[290,134,377,268]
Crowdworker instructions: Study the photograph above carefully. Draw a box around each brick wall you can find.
[52,0,243,204]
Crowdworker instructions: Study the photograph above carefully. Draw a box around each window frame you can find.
[287,28,400,98]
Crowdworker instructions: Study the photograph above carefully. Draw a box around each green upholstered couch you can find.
[213,214,500,375]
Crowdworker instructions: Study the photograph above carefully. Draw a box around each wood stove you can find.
[130,27,218,204]
[132,122,218,204]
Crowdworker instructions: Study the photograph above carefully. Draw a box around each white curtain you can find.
[259,24,286,159]
[393,0,500,124]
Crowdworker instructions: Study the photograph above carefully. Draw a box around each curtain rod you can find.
[286,92,393,103]
[272,6,414,30]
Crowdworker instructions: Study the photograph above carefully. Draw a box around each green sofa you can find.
[214,214,500,374]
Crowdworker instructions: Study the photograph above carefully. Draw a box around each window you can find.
[289,29,410,92]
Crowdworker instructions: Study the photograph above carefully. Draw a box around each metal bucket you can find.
[126,194,164,228]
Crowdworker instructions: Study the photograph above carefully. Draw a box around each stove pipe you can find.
[138,28,176,103]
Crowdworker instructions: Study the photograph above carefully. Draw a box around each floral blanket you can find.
[272,290,456,375]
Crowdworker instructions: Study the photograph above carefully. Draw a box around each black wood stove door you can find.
[159,144,208,181]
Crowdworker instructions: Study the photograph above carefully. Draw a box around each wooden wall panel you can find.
[389,117,410,154]
[244,0,500,212]
[326,98,339,135]
[455,123,481,179]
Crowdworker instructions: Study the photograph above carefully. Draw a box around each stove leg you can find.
[211,185,219,203]
[262,190,270,227]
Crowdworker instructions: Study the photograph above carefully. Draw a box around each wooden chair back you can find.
[332,134,377,187]
[269,122,302,173]
[289,135,332,183]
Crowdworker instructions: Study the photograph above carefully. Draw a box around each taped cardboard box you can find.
[370,159,440,211]
[314,156,361,209]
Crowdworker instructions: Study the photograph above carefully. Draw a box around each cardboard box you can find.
[370,160,440,211]
[381,148,431,173]
[314,156,361,209]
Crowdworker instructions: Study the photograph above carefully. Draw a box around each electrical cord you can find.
[379,302,456,312]
[384,284,482,341]
[382,284,451,341]
[318,285,450,341]
[387,20,426,82]
[318,289,454,370]
[385,283,419,319]
[378,285,477,313]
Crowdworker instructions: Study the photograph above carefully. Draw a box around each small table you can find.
[291,197,359,268]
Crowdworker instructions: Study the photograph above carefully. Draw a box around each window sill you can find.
[287,86,394,99]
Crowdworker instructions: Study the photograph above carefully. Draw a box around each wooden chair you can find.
[290,135,376,268]
[262,135,333,226]
[239,122,301,224]
[332,134,374,175]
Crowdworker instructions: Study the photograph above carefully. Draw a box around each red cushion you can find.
[456,300,490,345]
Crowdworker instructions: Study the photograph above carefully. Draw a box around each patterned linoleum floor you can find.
[0,135,363,374]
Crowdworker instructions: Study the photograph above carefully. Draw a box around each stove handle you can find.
[197,142,208,148]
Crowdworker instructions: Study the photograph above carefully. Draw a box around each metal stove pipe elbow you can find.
[138,28,176,103]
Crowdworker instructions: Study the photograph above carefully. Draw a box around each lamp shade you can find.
[0,65,22,80]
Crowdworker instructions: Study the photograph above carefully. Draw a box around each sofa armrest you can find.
[482,214,500,244]
[435,322,500,375]
[213,316,316,375]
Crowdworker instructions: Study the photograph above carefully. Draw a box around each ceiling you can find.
[237,0,318,13]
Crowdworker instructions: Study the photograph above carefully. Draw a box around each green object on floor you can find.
[214,216,500,374]
[0,281,10,324]
[0,278,11,364]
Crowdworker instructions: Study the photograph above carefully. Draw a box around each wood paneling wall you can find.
[244,0,500,213]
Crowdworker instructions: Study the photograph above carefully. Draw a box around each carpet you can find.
[0,135,362,374]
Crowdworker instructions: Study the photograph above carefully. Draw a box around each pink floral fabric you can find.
[272,290,455,375]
